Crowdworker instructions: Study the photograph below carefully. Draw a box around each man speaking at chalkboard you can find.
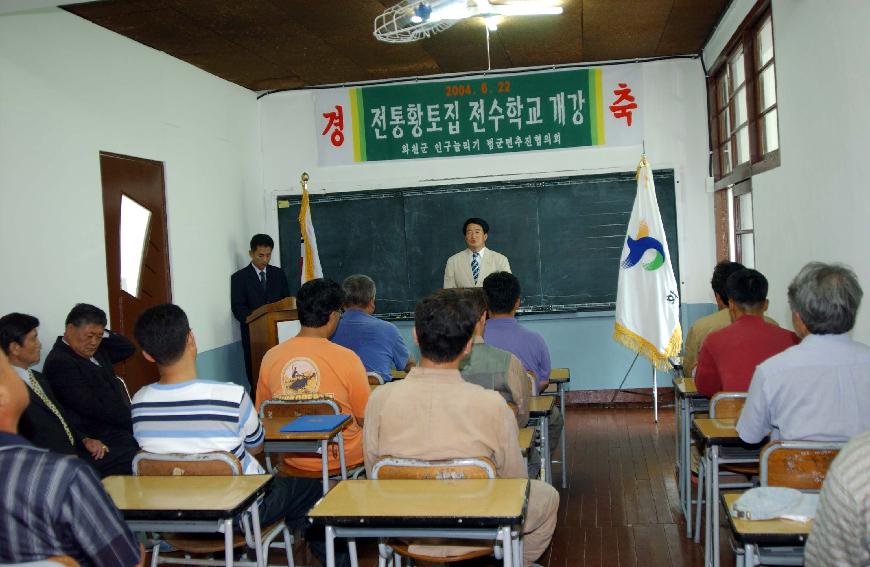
[443,217,511,288]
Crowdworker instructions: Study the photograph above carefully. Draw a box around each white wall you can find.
[0,8,262,356]
[703,0,870,341]
[259,58,715,304]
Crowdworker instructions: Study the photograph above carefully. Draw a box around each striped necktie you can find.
[27,370,74,446]
[471,252,480,284]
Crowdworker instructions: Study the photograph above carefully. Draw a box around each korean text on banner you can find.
[314,64,643,165]
[613,157,682,371]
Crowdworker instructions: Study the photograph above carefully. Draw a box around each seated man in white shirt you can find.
[737,262,870,443]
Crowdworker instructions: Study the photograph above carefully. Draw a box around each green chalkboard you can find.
[277,170,678,317]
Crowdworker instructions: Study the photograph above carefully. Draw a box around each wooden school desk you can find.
[390,370,407,380]
[308,479,529,567]
[693,417,761,567]
[722,492,811,567]
[529,396,555,485]
[675,377,709,536]
[262,414,352,494]
[542,367,570,488]
[103,474,273,567]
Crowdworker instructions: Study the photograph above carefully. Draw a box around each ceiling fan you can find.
[374,0,564,44]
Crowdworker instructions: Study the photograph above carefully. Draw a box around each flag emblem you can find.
[621,221,665,271]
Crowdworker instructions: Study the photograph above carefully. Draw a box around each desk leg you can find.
[558,383,567,489]
[541,415,551,485]
[712,446,720,567]
[704,447,712,567]
[321,440,330,495]
[325,525,336,567]
[511,529,522,567]
[743,543,754,567]
[338,432,348,480]
[250,501,265,567]
[682,398,691,536]
[500,526,513,567]
[225,518,234,567]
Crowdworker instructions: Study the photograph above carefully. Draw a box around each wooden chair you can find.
[371,457,503,566]
[526,371,539,397]
[260,398,364,482]
[694,392,756,542]
[132,451,294,567]
[367,372,385,386]
[760,440,844,489]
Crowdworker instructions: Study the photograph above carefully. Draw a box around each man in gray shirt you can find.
[737,262,870,443]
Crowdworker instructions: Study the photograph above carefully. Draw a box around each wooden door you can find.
[100,152,171,396]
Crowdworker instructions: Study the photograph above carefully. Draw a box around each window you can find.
[711,2,774,265]
[709,4,779,186]
[732,182,755,267]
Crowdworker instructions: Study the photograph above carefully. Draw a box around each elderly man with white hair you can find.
[737,262,870,443]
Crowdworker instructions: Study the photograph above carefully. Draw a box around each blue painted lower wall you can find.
[195,340,248,389]
[199,302,716,393]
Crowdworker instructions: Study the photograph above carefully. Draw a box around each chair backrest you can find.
[709,392,747,419]
[367,372,385,385]
[260,398,341,419]
[760,441,844,489]
[133,450,242,476]
[372,457,497,480]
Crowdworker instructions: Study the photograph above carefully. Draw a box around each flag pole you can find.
[652,366,658,423]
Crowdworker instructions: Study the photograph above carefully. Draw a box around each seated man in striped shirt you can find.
[0,348,143,567]
[131,303,346,566]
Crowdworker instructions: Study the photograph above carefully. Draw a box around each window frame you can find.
[708,0,780,190]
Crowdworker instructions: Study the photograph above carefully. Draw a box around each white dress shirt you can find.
[737,333,870,443]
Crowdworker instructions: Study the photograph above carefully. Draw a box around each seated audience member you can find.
[694,269,800,397]
[331,274,414,381]
[0,349,143,567]
[42,303,139,474]
[482,271,563,451]
[0,313,124,476]
[458,288,530,426]
[683,262,778,374]
[256,278,369,473]
[363,289,559,567]
[737,262,870,443]
[804,430,870,567]
[131,304,345,566]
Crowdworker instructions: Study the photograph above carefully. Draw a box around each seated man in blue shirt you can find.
[331,274,414,381]
[737,262,870,444]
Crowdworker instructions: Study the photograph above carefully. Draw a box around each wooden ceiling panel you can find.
[581,0,674,62]
[656,0,726,56]
[61,0,726,91]
[498,16,583,67]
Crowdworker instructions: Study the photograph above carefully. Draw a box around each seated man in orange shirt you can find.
[695,268,799,397]
[256,278,369,473]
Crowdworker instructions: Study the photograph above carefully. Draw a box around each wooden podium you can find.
[246,297,298,391]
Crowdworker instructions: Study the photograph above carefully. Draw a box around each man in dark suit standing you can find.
[42,304,139,475]
[231,234,291,387]
[0,312,132,476]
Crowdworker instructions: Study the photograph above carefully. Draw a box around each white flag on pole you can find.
[613,156,682,370]
[298,183,323,284]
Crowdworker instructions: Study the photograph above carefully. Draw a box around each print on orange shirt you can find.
[280,357,320,394]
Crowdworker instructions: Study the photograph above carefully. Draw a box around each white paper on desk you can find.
[780,493,819,523]
[733,487,819,521]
